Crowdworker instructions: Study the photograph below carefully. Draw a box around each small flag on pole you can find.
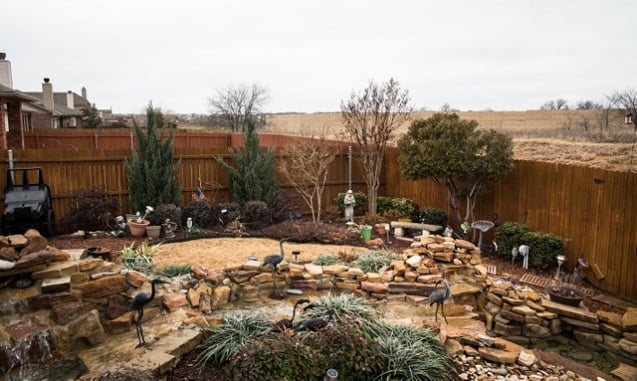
[192,188,206,201]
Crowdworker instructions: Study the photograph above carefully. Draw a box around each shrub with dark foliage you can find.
[182,201,212,229]
[58,186,119,234]
[213,202,241,226]
[242,200,271,227]
[148,203,182,227]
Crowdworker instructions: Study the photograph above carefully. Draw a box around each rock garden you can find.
[1,219,636,381]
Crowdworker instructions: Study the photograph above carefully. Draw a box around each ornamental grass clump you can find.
[353,251,399,273]
[196,312,270,367]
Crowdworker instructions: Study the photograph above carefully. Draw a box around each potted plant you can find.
[128,206,153,237]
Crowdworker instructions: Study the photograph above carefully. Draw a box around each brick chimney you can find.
[42,77,54,111]
[81,86,87,99]
[0,52,13,88]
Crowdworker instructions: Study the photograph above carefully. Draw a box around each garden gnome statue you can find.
[111,216,127,237]
[344,190,355,223]
[162,218,177,239]
[443,225,453,237]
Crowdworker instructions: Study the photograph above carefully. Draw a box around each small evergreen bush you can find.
[124,103,181,213]
[521,231,564,270]
[494,222,531,259]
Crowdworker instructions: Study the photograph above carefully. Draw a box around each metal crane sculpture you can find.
[271,298,310,332]
[428,278,451,324]
[131,278,169,348]
[262,238,289,297]
[297,316,328,332]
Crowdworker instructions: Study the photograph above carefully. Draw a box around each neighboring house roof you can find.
[22,101,59,115]
[25,91,84,117]
[0,83,41,102]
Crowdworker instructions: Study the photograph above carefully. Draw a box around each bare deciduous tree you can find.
[278,129,340,223]
[610,88,637,131]
[540,98,569,110]
[340,78,413,216]
[209,83,268,132]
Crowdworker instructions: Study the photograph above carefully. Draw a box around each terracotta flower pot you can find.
[128,219,150,237]
[375,223,386,235]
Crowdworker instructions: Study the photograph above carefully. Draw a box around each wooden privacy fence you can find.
[0,145,635,301]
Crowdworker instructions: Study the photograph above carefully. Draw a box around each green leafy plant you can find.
[154,264,191,277]
[120,241,159,274]
[418,207,448,227]
[352,251,399,273]
[296,293,382,336]
[196,312,270,367]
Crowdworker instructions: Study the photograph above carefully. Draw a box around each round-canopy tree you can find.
[397,113,513,236]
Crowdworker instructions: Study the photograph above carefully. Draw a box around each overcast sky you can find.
[3,0,636,115]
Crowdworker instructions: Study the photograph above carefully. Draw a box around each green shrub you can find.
[352,251,399,273]
[418,207,448,227]
[391,197,417,219]
[124,104,181,213]
[521,231,564,270]
[334,191,368,217]
[376,196,417,220]
[376,196,393,215]
[148,203,182,227]
[494,222,531,258]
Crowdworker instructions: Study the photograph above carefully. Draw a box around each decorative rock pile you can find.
[1,228,635,380]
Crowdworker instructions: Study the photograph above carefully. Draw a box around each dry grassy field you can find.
[263,111,637,172]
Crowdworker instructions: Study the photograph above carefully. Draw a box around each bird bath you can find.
[471,220,495,249]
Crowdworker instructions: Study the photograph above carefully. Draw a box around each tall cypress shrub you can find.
[125,103,181,213]
[217,116,277,206]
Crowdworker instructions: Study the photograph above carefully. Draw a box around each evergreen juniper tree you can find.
[125,103,181,214]
[217,115,277,206]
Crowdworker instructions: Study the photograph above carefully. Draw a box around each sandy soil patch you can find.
[151,237,368,270]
